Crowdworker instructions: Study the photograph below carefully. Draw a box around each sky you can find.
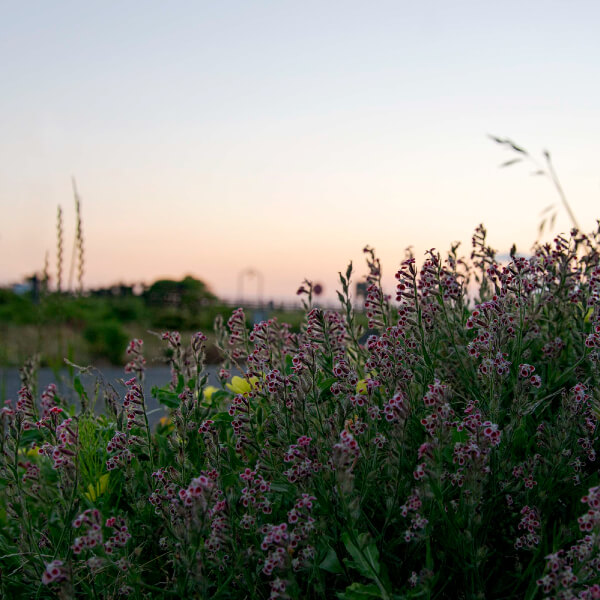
[1,0,599,302]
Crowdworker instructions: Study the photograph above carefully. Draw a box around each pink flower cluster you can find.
[330,430,359,471]
[261,494,316,578]
[514,505,541,549]
[179,471,218,511]
[38,417,78,470]
[227,308,247,360]
[123,377,145,430]
[283,436,321,484]
[400,489,428,542]
[106,430,134,471]
[240,465,272,514]
[419,380,455,436]
[578,486,600,532]
[41,560,67,585]
[536,488,600,598]
[148,466,181,515]
[161,331,181,349]
[124,338,146,376]
[15,385,36,430]
[365,326,414,388]
[72,509,130,556]
[382,391,410,423]
[305,308,347,351]
[330,356,358,397]
[512,455,541,490]
[40,383,58,419]
[104,516,132,555]
[248,319,277,368]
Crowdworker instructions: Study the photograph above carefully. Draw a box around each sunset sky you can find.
[1,1,599,302]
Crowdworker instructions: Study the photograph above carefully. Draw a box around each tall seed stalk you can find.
[56,205,63,293]
[490,135,581,235]
[42,251,49,295]
[68,178,85,295]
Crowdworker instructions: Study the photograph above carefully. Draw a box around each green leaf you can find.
[341,532,381,581]
[426,537,433,571]
[451,428,467,444]
[320,546,343,574]
[175,374,185,394]
[318,377,337,393]
[337,583,382,600]
[73,376,89,403]
[284,353,294,375]
[221,472,239,489]
[20,429,43,446]
[151,386,180,409]
[512,422,529,456]
[270,482,294,494]
[209,390,229,405]
[211,411,233,423]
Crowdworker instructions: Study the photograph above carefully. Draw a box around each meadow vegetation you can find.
[0,277,308,368]
[1,224,600,599]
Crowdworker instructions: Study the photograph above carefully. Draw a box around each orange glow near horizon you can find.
[2,2,600,302]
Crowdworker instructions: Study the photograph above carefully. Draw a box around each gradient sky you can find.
[1,0,599,301]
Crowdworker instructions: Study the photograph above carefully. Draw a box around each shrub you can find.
[1,224,600,599]
[83,319,128,365]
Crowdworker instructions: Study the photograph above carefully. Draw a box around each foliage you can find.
[0,277,231,365]
[1,224,600,599]
[83,320,129,365]
[143,276,217,308]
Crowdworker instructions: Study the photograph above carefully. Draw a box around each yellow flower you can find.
[84,473,110,502]
[203,386,218,402]
[158,416,174,433]
[226,376,259,396]
[356,380,368,395]
[19,445,40,459]
[356,372,376,395]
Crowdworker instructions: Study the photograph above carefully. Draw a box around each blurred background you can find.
[1,0,599,368]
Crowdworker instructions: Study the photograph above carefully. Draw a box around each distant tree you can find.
[143,276,217,309]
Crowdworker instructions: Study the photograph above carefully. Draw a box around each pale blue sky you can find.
[1,1,599,299]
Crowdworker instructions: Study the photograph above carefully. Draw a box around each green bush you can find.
[82,319,128,365]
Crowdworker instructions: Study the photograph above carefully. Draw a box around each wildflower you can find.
[124,338,146,376]
[413,463,427,480]
[355,369,377,396]
[226,375,259,396]
[157,416,174,433]
[41,560,67,585]
[530,375,542,388]
[18,445,40,459]
[203,385,219,402]
[355,379,368,395]
[519,364,535,378]
[515,505,541,549]
[40,383,59,419]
